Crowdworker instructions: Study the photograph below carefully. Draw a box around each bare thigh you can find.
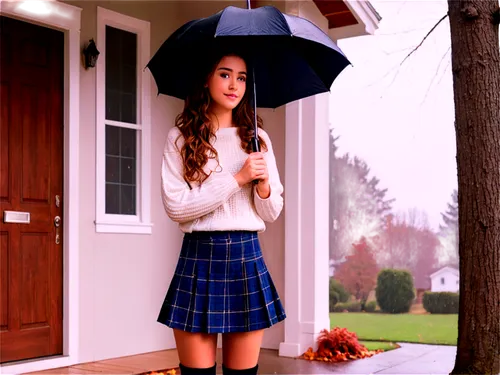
[222,330,264,369]
[173,329,218,368]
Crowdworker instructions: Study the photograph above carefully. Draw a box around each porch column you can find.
[279,93,331,357]
[278,0,331,358]
[272,0,331,358]
[300,92,331,344]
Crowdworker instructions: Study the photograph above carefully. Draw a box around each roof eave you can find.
[328,0,382,40]
[430,266,460,279]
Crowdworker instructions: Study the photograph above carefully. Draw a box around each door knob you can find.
[54,216,61,244]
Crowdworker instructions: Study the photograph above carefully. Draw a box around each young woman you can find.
[157,51,286,375]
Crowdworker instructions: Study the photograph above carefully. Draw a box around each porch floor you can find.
[24,343,456,375]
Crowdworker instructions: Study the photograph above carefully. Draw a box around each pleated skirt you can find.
[157,231,286,333]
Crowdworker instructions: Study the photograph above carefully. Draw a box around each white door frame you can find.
[0,1,81,373]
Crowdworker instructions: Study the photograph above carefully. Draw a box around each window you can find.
[441,277,445,285]
[96,7,152,234]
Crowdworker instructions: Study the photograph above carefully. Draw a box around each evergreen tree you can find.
[438,189,459,266]
[329,129,394,260]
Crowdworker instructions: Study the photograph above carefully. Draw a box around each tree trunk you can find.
[447,1,500,374]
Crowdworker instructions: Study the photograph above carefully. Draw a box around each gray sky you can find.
[329,0,457,231]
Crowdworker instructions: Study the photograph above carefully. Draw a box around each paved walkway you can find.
[334,343,456,374]
[258,343,457,374]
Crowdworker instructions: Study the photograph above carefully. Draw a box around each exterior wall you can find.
[431,270,460,293]
[64,0,286,364]
[67,0,182,363]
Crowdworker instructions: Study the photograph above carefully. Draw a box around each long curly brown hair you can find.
[174,52,267,186]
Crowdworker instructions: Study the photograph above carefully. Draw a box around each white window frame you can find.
[95,7,152,234]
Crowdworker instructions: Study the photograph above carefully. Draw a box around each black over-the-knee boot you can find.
[179,363,217,375]
[222,364,258,375]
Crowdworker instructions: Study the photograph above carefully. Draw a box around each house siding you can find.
[430,268,460,293]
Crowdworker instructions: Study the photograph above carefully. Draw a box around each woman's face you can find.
[206,55,247,112]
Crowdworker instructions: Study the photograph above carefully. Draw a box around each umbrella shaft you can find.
[252,64,260,153]
[251,68,259,185]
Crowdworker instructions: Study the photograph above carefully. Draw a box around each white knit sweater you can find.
[161,126,284,233]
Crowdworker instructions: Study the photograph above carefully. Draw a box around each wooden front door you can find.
[0,15,64,364]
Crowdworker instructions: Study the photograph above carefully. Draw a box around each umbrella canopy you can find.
[147,5,350,109]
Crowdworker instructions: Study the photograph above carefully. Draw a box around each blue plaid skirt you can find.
[157,231,286,333]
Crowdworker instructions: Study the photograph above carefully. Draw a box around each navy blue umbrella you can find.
[147,3,350,150]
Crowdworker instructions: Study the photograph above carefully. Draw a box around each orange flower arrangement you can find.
[142,368,177,375]
[301,327,383,362]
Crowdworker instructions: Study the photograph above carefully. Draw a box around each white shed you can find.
[430,266,460,293]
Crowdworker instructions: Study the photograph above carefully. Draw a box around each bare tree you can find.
[447,1,500,373]
[402,207,431,230]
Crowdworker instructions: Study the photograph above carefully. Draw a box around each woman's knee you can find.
[173,329,218,371]
[221,330,264,373]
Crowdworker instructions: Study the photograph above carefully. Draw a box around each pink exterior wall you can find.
[69,0,287,363]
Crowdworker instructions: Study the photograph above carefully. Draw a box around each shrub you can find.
[423,292,459,314]
[329,279,350,312]
[364,301,377,312]
[376,269,415,314]
[331,279,351,303]
[329,291,339,312]
[332,301,362,312]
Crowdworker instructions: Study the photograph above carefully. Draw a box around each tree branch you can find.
[420,46,451,106]
[400,13,449,66]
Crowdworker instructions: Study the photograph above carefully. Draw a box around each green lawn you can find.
[330,313,458,345]
[361,341,399,352]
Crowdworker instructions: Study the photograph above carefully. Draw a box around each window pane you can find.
[105,125,137,215]
[121,185,136,215]
[121,127,136,157]
[122,65,136,92]
[120,93,136,124]
[106,125,120,156]
[106,156,120,183]
[121,157,135,184]
[105,25,137,123]
[105,89,121,123]
[106,183,120,214]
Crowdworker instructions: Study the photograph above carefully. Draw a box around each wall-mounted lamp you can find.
[83,39,100,69]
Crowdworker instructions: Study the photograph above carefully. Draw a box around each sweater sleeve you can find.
[161,128,241,223]
[253,130,284,222]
